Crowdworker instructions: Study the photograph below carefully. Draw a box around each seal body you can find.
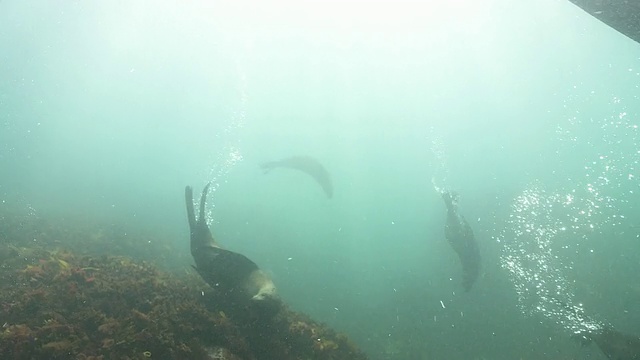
[592,327,640,360]
[261,156,333,198]
[185,184,276,301]
[442,191,481,292]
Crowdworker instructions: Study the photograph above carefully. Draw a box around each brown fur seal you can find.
[577,327,640,360]
[261,155,333,198]
[594,327,640,359]
[185,184,276,302]
[442,191,481,292]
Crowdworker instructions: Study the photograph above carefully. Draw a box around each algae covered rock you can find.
[0,211,368,360]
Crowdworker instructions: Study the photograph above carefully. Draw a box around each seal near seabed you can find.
[261,155,333,198]
[441,191,481,292]
[185,183,277,303]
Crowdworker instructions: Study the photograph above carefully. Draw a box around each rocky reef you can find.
[0,210,368,360]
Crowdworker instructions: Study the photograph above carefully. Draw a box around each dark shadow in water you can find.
[569,0,640,44]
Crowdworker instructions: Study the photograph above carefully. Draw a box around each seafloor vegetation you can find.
[0,210,368,360]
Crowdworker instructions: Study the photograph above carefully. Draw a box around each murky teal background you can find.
[1,1,639,358]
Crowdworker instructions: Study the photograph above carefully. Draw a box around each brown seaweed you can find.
[0,209,368,360]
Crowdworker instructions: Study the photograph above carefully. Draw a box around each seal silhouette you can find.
[261,156,333,198]
[442,191,481,292]
[186,183,276,302]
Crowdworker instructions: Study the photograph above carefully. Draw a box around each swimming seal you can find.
[185,184,276,302]
[442,191,481,292]
[579,327,640,360]
[261,155,333,198]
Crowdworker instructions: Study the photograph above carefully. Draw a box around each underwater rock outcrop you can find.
[0,210,368,360]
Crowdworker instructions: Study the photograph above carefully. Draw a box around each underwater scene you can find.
[1,0,639,359]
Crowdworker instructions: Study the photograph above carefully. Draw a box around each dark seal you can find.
[574,326,640,360]
[185,184,277,302]
[261,155,333,198]
[442,191,481,292]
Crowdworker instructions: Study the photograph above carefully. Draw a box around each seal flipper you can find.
[185,186,196,229]
[198,182,211,227]
[186,183,216,252]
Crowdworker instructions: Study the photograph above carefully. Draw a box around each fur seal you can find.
[185,184,276,302]
[578,327,640,360]
[442,191,481,292]
[261,155,333,198]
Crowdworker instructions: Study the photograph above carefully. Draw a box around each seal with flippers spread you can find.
[261,155,333,198]
[185,183,276,302]
[442,191,481,292]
